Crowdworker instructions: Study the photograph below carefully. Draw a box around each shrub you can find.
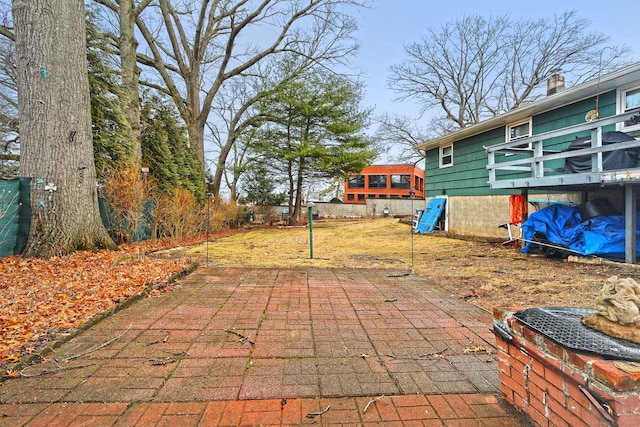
[153,187,204,240]
[101,166,154,243]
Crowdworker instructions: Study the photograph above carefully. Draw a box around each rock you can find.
[595,276,640,325]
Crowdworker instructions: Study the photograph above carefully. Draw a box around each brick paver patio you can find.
[0,267,526,426]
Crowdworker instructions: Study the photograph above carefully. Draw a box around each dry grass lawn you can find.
[180,218,640,312]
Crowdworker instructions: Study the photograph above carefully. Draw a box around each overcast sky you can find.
[349,1,640,124]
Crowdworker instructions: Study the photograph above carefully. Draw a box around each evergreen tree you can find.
[253,69,377,222]
[240,164,287,205]
[140,94,205,203]
[87,15,131,181]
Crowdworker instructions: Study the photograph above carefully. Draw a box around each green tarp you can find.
[0,178,153,257]
[0,178,31,257]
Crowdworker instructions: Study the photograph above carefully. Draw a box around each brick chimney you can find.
[547,73,565,96]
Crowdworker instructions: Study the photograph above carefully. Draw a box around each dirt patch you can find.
[181,218,640,312]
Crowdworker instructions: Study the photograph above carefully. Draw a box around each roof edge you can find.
[416,62,640,151]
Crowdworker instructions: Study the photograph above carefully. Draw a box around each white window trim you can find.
[617,83,640,133]
[439,144,453,168]
[506,118,532,144]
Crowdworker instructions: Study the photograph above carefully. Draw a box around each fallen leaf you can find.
[0,237,200,368]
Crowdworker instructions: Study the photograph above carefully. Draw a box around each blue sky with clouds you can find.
[349,1,639,122]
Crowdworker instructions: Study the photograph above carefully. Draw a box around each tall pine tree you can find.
[253,68,377,223]
[140,94,205,203]
[87,15,131,181]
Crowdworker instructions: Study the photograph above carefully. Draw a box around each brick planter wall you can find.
[493,308,640,427]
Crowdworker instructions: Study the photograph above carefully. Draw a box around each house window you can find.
[368,175,387,188]
[507,119,532,143]
[347,194,354,201]
[348,175,365,188]
[357,194,365,201]
[390,174,411,189]
[439,144,453,168]
[618,85,640,132]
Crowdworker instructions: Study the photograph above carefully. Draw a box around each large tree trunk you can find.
[211,134,235,198]
[13,0,117,257]
[119,0,142,166]
[189,76,206,170]
[287,159,295,225]
[293,158,305,223]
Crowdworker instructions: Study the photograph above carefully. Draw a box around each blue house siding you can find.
[534,91,616,135]
[418,64,640,240]
[425,127,509,197]
[425,90,621,198]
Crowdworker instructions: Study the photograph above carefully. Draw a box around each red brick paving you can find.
[0,267,528,426]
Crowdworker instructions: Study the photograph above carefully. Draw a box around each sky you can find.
[347,1,640,126]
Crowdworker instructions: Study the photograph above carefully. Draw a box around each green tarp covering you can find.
[0,178,31,257]
[0,178,153,257]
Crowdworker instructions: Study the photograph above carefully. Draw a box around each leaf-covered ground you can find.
[0,238,204,368]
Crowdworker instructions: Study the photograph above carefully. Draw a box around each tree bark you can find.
[293,157,304,223]
[119,0,142,166]
[13,0,117,257]
[212,134,234,198]
[92,0,151,167]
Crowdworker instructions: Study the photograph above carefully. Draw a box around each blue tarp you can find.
[415,197,446,233]
[521,204,640,259]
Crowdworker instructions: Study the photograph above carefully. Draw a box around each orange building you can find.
[343,164,425,204]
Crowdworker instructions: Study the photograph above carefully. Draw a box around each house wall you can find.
[534,91,616,135]
[423,90,620,238]
[425,127,508,197]
[443,193,581,239]
[446,195,511,237]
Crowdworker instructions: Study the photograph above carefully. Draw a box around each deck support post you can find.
[624,184,637,264]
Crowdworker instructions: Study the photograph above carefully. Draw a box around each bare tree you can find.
[374,113,428,166]
[221,127,255,201]
[13,0,116,257]
[128,0,366,174]
[496,12,629,112]
[389,11,629,131]
[207,71,269,199]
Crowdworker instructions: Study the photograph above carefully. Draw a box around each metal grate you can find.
[513,307,640,362]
